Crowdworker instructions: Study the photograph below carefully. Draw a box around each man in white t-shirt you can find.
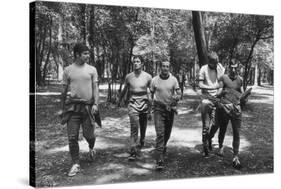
[198,52,225,157]
[150,61,181,170]
[60,43,99,177]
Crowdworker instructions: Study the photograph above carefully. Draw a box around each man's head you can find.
[207,52,219,70]
[73,43,90,65]
[160,61,170,76]
[229,59,239,79]
[132,55,143,71]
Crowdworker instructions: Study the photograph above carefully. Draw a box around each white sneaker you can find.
[232,156,241,169]
[68,164,80,177]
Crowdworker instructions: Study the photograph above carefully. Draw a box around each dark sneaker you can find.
[137,141,145,149]
[128,153,137,161]
[155,160,164,170]
[217,147,224,157]
[203,146,209,158]
[68,164,80,177]
[89,148,96,161]
[232,156,242,169]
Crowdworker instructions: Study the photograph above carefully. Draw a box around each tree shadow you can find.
[34,86,273,187]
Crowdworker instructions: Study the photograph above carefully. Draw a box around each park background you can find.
[0,0,281,189]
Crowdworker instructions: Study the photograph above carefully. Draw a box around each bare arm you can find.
[93,81,99,105]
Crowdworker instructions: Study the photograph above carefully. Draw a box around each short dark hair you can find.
[73,43,89,58]
[132,55,144,63]
[207,52,219,63]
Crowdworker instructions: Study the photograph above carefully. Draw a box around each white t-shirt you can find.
[62,63,98,101]
[150,74,180,105]
[198,63,225,96]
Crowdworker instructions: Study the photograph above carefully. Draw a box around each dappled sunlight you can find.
[135,162,155,169]
[242,112,253,118]
[249,96,273,104]
[127,167,151,175]
[34,92,61,96]
[177,107,194,115]
[45,136,126,154]
[167,127,251,153]
[97,163,126,171]
[95,173,122,184]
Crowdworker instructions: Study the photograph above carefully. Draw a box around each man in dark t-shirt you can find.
[209,59,243,169]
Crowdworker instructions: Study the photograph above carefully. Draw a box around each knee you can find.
[83,131,95,141]
[68,134,78,144]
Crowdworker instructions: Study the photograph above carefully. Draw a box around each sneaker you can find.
[155,160,164,170]
[68,164,80,177]
[203,146,209,158]
[217,146,224,157]
[137,141,145,149]
[128,153,137,161]
[89,148,96,161]
[232,156,242,169]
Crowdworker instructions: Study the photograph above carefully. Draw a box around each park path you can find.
[36,84,273,187]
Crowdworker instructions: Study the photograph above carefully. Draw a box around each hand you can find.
[91,104,98,114]
[147,113,152,121]
[214,83,220,89]
[57,109,63,116]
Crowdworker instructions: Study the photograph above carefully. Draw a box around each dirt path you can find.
[35,85,273,187]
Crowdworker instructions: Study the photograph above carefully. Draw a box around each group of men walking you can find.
[60,43,244,177]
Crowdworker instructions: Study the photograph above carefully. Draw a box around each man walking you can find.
[118,55,152,161]
[60,43,99,176]
[212,60,244,169]
[198,52,225,157]
[150,61,181,170]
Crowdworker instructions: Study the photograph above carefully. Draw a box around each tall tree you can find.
[192,11,208,67]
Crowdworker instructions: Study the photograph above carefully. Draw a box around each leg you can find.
[231,114,242,169]
[82,113,96,151]
[67,113,82,164]
[128,107,140,157]
[218,109,229,149]
[164,111,174,148]
[209,107,219,139]
[154,109,165,162]
[231,115,241,157]
[139,113,148,147]
[201,99,213,156]
[208,106,218,150]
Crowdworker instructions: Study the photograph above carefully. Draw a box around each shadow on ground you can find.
[34,85,273,187]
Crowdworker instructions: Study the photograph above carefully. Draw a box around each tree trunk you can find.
[257,64,262,86]
[243,37,260,90]
[42,17,52,85]
[192,11,208,68]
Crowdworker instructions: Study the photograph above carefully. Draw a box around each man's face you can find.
[161,62,170,75]
[229,65,238,78]
[208,58,218,70]
[133,58,142,70]
[77,51,90,65]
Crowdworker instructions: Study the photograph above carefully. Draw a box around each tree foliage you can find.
[33,1,274,97]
